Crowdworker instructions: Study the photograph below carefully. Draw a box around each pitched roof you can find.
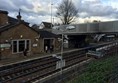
[38,30,58,38]
[0,10,30,33]
[0,23,17,33]
[0,21,29,33]
[0,10,8,14]
[42,22,53,29]
[0,22,58,38]
[8,16,29,25]
[8,16,18,24]
[31,28,58,38]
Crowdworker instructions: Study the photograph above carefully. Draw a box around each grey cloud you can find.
[0,0,18,11]
[1,0,118,25]
[0,0,57,24]
[0,0,33,13]
[76,0,118,18]
[11,0,33,9]
[39,11,50,16]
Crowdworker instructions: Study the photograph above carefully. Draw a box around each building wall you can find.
[55,38,60,50]
[0,23,60,58]
[39,38,44,52]
[0,13,8,26]
[0,23,42,58]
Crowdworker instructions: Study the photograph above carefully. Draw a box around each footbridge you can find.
[52,20,118,35]
[52,20,118,48]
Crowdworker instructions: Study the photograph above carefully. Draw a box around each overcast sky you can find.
[0,0,118,25]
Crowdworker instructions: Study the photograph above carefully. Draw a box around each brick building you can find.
[0,10,59,59]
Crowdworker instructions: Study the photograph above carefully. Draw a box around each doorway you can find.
[44,39,54,52]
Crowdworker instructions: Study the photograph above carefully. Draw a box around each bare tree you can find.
[56,0,78,24]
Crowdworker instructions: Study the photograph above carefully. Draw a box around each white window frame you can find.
[12,39,31,54]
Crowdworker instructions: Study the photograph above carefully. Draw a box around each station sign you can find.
[0,44,11,48]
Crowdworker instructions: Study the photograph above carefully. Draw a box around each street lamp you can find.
[0,32,1,60]
[60,32,64,74]
[60,26,76,81]
[51,0,53,28]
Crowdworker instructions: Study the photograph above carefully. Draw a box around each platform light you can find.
[58,26,75,75]
[20,35,23,38]
[66,25,76,30]
[52,25,75,80]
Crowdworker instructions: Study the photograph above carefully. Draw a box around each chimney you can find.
[17,9,22,21]
[0,10,8,26]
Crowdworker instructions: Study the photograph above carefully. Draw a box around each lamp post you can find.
[60,32,64,74]
[0,33,1,60]
[52,30,64,75]
[51,0,53,28]
[52,25,75,81]
[59,26,76,81]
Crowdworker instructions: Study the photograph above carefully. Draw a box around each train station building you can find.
[0,10,59,58]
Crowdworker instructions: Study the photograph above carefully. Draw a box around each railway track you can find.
[0,41,118,83]
[0,49,87,83]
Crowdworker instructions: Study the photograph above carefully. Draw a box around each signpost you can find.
[56,60,65,69]
[52,54,65,69]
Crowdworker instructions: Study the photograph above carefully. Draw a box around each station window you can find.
[19,40,25,52]
[12,40,30,53]
[26,40,29,51]
[13,41,17,53]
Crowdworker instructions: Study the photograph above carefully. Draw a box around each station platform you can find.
[0,48,75,67]
[0,41,116,67]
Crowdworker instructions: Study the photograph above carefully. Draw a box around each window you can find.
[12,40,30,53]
[26,40,29,51]
[13,41,17,53]
[19,40,25,52]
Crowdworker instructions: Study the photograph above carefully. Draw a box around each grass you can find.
[68,55,118,83]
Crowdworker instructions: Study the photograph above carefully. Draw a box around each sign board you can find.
[52,54,62,59]
[0,44,11,48]
[56,60,65,69]
[33,44,37,47]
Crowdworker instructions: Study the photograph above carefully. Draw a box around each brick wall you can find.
[0,23,42,58]
[0,13,8,26]
[0,23,60,59]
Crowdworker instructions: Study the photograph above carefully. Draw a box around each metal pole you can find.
[61,33,63,75]
[0,33,1,60]
[53,17,54,25]
[51,1,53,28]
